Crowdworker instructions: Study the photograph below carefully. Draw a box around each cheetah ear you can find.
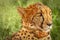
[17,7,26,16]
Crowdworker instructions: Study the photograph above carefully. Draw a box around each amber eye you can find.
[40,13,42,16]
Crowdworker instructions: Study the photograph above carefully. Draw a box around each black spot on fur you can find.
[19,37,22,40]
[31,37,34,40]
[21,33,23,35]
[47,37,50,39]
[24,33,26,35]
[28,38,30,39]
[23,36,25,38]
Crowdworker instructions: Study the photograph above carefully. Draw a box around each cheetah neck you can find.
[21,26,49,38]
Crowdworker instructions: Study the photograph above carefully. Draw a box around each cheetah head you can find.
[17,3,52,32]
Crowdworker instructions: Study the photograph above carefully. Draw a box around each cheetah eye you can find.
[40,13,42,16]
[31,24,33,26]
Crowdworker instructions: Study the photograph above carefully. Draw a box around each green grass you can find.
[0,0,60,40]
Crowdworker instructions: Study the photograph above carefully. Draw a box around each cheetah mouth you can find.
[44,25,52,32]
[36,25,52,32]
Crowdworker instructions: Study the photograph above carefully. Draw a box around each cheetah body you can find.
[6,3,52,40]
[11,28,51,40]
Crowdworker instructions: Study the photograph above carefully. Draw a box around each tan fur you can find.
[6,3,52,40]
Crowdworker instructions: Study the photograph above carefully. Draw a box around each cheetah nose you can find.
[47,23,52,26]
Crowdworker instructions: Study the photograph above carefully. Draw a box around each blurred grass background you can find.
[0,0,60,40]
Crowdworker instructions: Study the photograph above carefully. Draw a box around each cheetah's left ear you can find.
[17,7,26,16]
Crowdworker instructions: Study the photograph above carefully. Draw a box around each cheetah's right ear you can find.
[17,7,26,16]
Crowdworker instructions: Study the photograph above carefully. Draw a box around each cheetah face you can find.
[17,3,52,32]
[32,5,52,32]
